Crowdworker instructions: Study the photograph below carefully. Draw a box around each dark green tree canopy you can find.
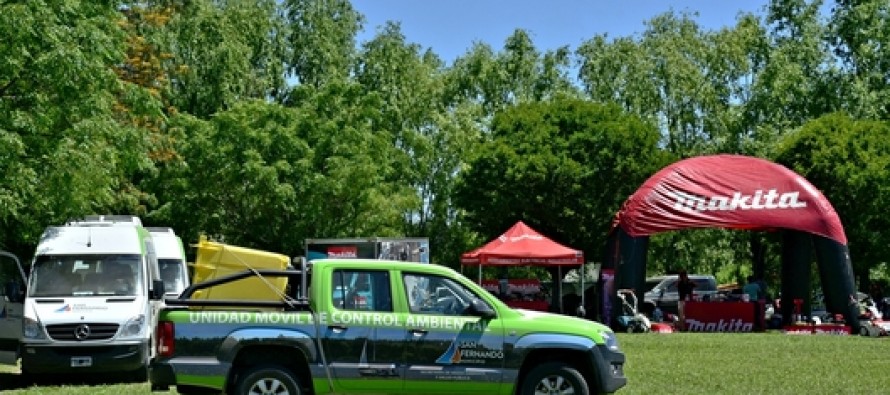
[454,98,670,259]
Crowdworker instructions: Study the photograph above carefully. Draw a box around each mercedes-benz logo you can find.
[74,324,91,340]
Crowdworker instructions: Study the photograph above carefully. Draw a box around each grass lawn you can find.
[1,332,887,394]
[618,331,889,394]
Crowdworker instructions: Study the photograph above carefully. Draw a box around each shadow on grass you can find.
[0,371,25,390]
[0,370,144,390]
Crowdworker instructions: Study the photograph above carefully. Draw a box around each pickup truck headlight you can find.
[118,314,146,340]
[600,330,620,351]
[23,317,47,340]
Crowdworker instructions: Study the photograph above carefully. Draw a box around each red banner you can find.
[480,279,541,295]
[327,246,357,258]
[783,324,851,335]
[684,301,757,332]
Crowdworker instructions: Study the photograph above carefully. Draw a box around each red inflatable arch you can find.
[602,154,860,331]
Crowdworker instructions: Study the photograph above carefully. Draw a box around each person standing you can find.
[743,276,763,330]
[677,270,696,331]
[743,275,761,302]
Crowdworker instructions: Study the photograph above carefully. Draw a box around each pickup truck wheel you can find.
[235,364,301,395]
[520,362,589,395]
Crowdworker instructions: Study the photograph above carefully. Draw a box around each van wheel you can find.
[520,362,589,395]
[235,364,301,395]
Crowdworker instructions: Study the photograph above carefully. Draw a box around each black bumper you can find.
[590,344,627,393]
[20,341,148,374]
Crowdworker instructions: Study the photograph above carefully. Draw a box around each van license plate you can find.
[71,356,92,367]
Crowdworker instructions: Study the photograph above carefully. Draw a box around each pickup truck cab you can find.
[150,258,626,395]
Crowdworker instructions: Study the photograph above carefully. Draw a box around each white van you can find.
[0,215,165,380]
[148,227,189,297]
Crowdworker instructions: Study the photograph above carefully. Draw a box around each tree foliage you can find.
[453,98,670,261]
[2,0,890,286]
[774,113,890,282]
[0,0,156,258]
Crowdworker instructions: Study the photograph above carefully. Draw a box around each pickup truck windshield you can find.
[29,254,143,297]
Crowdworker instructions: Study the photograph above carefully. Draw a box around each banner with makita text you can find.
[613,154,847,244]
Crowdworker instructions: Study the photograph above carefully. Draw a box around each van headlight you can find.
[600,330,620,351]
[118,315,146,339]
[23,317,47,340]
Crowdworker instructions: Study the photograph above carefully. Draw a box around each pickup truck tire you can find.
[520,362,589,395]
[234,364,301,395]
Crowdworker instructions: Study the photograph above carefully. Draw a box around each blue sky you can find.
[351,0,773,64]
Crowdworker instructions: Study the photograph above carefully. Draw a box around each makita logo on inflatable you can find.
[685,318,753,332]
[671,189,807,212]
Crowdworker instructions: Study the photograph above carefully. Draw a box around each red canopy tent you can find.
[461,221,584,267]
[461,221,584,313]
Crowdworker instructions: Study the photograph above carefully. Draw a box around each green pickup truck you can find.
[149,259,626,395]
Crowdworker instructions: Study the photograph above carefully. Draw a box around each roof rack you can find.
[66,215,143,227]
[146,227,175,234]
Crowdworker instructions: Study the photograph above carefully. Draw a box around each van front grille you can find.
[46,323,119,341]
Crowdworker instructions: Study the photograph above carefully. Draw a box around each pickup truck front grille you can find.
[46,323,119,341]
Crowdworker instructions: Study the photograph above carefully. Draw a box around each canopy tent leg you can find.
[558,266,563,313]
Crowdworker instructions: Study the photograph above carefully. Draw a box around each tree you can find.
[355,22,483,266]
[447,29,578,115]
[151,101,309,253]
[0,0,156,258]
[829,0,890,119]
[774,113,890,287]
[453,98,670,262]
[162,0,288,118]
[744,0,838,149]
[283,0,363,88]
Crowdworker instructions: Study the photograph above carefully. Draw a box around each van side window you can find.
[332,270,391,312]
[0,255,24,296]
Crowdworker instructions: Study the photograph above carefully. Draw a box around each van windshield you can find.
[29,254,143,297]
[159,259,187,295]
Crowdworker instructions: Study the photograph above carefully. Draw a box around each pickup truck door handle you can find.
[409,328,428,337]
[328,324,348,333]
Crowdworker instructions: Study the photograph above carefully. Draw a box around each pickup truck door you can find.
[321,269,403,393]
[0,251,26,365]
[401,273,506,394]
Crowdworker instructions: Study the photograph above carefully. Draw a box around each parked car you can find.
[643,274,718,314]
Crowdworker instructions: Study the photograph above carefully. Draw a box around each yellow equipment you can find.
[190,235,290,302]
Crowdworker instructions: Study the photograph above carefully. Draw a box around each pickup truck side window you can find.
[331,269,392,312]
[403,273,482,316]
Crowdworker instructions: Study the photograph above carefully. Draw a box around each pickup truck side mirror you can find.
[4,280,24,303]
[468,298,496,319]
[150,279,166,300]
